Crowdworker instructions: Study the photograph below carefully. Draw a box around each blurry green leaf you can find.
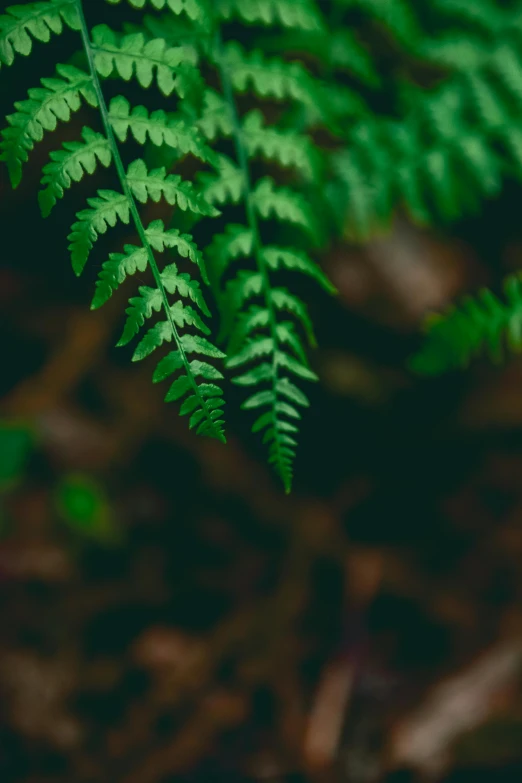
[56,474,116,542]
[0,421,34,490]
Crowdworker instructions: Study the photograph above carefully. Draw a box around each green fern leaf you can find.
[262,246,335,293]
[206,224,254,281]
[241,110,319,180]
[91,24,200,97]
[0,0,80,68]
[68,190,131,276]
[215,0,323,30]
[0,64,97,187]
[108,95,216,163]
[160,262,210,316]
[122,294,209,350]
[228,305,270,352]
[227,336,274,367]
[228,271,264,310]
[39,127,111,217]
[220,43,325,120]
[276,376,309,408]
[411,276,522,375]
[232,363,273,386]
[145,218,209,285]
[91,244,148,310]
[276,350,317,381]
[126,158,219,217]
[119,285,163,346]
[197,154,245,206]
[150,333,227,442]
[197,89,233,141]
[251,177,319,242]
[270,288,316,346]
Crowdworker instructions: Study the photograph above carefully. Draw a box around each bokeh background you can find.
[3,2,522,782]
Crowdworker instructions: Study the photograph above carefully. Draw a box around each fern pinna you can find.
[0,0,337,491]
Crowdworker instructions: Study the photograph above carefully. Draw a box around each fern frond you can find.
[241,110,319,180]
[68,189,131,276]
[0,64,97,187]
[234,361,314,493]
[134,315,226,442]
[215,0,324,30]
[411,276,522,375]
[151,333,226,442]
[91,24,200,97]
[39,127,111,216]
[126,158,219,217]
[224,288,316,492]
[0,0,80,68]
[108,95,216,163]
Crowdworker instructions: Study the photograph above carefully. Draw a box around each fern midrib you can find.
[76,0,224,443]
[214,29,289,484]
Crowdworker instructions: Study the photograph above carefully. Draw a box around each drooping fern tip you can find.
[0,0,339,492]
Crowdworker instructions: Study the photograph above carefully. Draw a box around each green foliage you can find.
[39,126,111,216]
[0,0,80,67]
[90,23,200,96]
[56,474,114,541]
[410,276,522,376]
[215,0,323,30]
[1,0,227,448]
[0,64,97,187]
[19,0,522,485]
[307,0,522,241]
[108,95,216,163]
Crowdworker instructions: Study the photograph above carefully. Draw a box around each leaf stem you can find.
[75,0,225,443]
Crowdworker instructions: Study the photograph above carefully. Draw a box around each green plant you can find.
[4,0,522,488]
[0,0,341,492]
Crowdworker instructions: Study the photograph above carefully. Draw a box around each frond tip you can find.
[410,275,522,375]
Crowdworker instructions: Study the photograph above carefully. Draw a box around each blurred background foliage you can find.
[3,1,522,782]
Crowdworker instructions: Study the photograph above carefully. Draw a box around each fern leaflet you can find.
[0,0,80,68]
